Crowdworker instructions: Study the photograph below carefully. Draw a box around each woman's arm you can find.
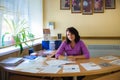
[80,40,90,59]
[55,41,66,59]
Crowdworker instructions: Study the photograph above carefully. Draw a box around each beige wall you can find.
[43,0,120,44]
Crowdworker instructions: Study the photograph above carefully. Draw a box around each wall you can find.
[43,0,120,44]
[29,0,43,38]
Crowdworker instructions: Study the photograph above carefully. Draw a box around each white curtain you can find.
[0,0,29,19]
[0,0,30,47]
[0,0,43,47]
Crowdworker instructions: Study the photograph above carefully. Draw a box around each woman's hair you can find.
[66,27,80,44]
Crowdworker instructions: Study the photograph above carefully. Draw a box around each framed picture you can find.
[71,0,82,13]
[60,0,70,10]
[82,0,93,15]
[105,0,115,9]
[94,0,104,13]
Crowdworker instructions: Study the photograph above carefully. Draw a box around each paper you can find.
[40,65,61,73]
[20,68,40,73]
[43,50,54,55]
[46,60,75,66]
[13,57,46,73]
[100,56,118,60]
[99,62,112,67]
[80,62,101,71]
[63,65,80,73]
[13,61,42,73]
[110,59,120,65]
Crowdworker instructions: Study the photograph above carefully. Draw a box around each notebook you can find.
[0,57,24,66]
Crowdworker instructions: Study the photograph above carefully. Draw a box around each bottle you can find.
[64,52,68,60]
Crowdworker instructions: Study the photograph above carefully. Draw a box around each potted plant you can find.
[3,17,34,56]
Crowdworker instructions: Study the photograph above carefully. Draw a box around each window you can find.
[0,0,43,48]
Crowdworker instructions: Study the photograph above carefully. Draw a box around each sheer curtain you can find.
[0,0,43,48]
[0,0,30,47]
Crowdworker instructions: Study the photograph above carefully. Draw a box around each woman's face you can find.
[66,31,75,42]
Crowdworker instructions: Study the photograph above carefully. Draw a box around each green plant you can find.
[3,17,34,55]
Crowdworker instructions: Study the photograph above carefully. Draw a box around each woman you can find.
[55,27,90,80]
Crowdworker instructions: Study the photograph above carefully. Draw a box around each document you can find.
[80,62,101,71]
[63,65,80,73]
[110,59,120,65]
[100,56,118,60]
[46,60,75,66]
[40,65,61,73]
[20,68,40,73]
[99,62,112,67]
[43,50,54,54]
[13,57,46,73]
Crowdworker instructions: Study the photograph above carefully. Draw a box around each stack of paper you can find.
[80,62,101,71]
[63,65,80,73]
[46,60,75,66]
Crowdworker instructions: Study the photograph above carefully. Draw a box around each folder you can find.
[0,57,24,66]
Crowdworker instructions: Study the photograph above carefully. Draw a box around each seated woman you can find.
[55,27,90,80]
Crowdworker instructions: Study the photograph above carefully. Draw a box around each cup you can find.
[57,33,62,40]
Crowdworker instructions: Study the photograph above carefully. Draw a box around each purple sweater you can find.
[55,40,90,59]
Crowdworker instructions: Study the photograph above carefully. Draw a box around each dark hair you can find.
[66,27,80,44]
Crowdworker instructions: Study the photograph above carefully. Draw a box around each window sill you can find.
[0,39,42,56]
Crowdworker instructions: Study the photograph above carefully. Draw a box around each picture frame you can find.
[82,0,93,15]
[71,0,82,13]
[60,0,70,10]
[94,0,104,13]
[105,0,115,9]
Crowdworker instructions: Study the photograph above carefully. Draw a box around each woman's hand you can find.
[67,55,87,61]
[67,56,76,61]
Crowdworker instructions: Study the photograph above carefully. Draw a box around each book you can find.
[0,57,24,66]
[23,55,37,60]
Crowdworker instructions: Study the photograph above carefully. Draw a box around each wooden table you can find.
[93,71,120,80]
[1,55,120,80]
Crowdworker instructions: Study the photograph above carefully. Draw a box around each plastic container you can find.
[49,41,55,50]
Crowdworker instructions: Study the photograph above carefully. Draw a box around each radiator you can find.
[88,44,120,57]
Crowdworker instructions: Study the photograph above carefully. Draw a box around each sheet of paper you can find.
[100,56,118,60]
[110,59,120,65]
[40,65,61,73]
[13,57,46,71]
[20,68,40,73]
[13,61,42,73]
[46,60,75,66]
[63,65,80,73]
[43,50,54,54]
[80,62,101,71]
[99,62,112,67]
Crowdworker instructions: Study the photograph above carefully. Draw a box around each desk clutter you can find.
[5,55,119,74]
[100,55,120,66]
